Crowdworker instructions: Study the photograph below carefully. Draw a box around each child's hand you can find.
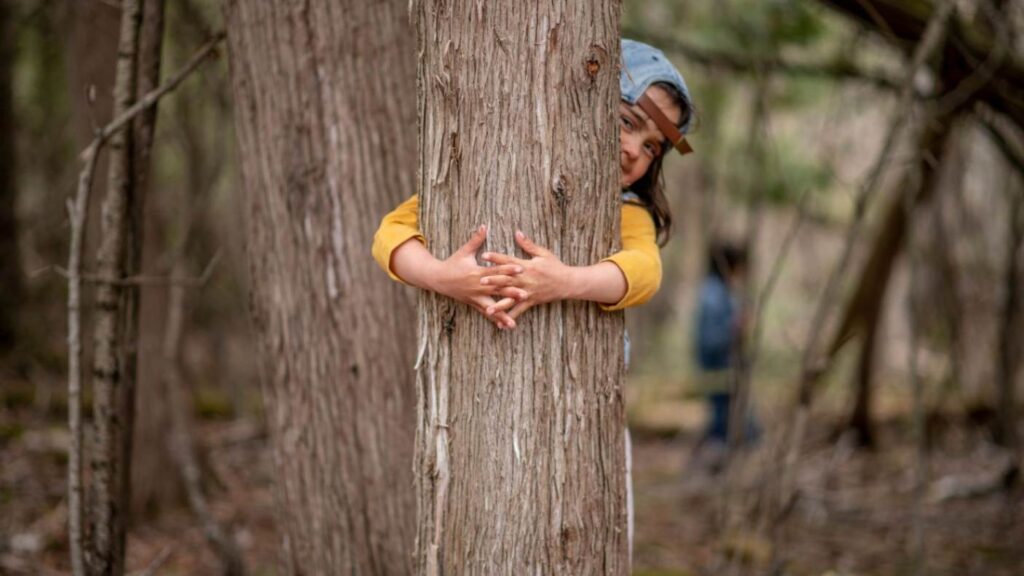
[430,225,529,329]
[480,230,576,322]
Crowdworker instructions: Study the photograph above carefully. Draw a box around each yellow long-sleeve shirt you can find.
[371,194,662,311]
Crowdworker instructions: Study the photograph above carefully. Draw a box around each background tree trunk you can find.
[129,0,183,521]
[86,0,144,573]
[412,2,626,573]
[225,1,417,573]
[0,0,19,352]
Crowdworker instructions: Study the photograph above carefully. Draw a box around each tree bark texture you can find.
[225,1,417,574]
[87,0,143,574]
[412,2,626,574]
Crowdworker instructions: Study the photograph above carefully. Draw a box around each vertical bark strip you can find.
[412,2,626,573]
[88,0,143,573]
[225,1,417,573]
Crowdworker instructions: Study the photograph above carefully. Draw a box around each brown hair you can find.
[628,82,692,248]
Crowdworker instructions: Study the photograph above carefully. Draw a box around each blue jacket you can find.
[695,275,736,371]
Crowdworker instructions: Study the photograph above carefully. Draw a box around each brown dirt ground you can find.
[1,399,1021,575]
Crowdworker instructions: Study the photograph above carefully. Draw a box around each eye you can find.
[620,114,634,130]
[644,141,660,157]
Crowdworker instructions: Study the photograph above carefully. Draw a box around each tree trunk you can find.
[412,2,626,574]
[0,0,19,352]
[225,1,417,573]
[129,0,182,521]
[995,180,1022,448]
[86,0,144,573]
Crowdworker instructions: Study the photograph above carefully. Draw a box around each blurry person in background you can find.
[691,240,758,472]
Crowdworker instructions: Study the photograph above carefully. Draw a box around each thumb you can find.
[458,225,487,255]
[515,230,548,257]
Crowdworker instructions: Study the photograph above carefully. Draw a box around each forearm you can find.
[565,261,628,305]
[389,238,442,292]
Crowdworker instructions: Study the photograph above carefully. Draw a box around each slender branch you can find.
[163,254,247,575]
[56,250,222,287]
[79,30,226,161]
[977,105,1024,177]
[66,145,102,576]
[622,26,901,90]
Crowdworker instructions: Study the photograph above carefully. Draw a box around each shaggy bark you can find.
[225,1,417,573]
[412,2,626,573]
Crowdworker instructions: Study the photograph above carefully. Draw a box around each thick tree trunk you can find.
[0,0,19,352]
[87,0,144,574]
[412,2,626,574]
[225,1,417,574]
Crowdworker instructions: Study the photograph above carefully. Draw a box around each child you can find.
[693,240,758,469]
[372,38,695,560]
[372,39,694,331]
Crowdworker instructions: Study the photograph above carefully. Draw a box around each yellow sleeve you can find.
[372,194,426,283]
[599,203,662,311]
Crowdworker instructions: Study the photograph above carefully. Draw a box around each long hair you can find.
[628,82,693,248]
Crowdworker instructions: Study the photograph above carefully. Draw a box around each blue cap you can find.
[620,39,693,134]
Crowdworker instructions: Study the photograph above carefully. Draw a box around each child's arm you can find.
[480,204,661,319]
[372,195,526,328]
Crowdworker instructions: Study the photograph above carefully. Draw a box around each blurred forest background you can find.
[2,0,1023,574]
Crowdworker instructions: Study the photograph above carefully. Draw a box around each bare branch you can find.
[800,0,956,390]
[56,250,222,287]
[622,27,901,91]
[80,31,226,160]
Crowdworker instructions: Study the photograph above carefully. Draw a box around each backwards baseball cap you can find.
[620,39,694,155]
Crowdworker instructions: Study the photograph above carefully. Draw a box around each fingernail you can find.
[515,230,524,239]
[482,252,490,260]
[481,278,489,285]
[515,266,523,273]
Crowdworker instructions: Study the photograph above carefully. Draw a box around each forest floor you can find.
[1,384,1021,576]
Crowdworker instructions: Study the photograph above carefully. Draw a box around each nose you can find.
[621,132,641,160]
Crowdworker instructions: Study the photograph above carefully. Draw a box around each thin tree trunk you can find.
[225,1,417,573]
[87,0,144,573]
[412,2,625,573]
[995,179,1023,448]
[0,0,19,352]
[129,0,182,520]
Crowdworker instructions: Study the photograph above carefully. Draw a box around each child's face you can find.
[618,85,683,188]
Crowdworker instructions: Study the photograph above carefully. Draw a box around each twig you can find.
[66,146,102,576]
[55,250,222,287]
[164,254,247,575]
[131,546,172,576]
[78,31,226,164]
[621,26,901,91]
[977,105,1024,177]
